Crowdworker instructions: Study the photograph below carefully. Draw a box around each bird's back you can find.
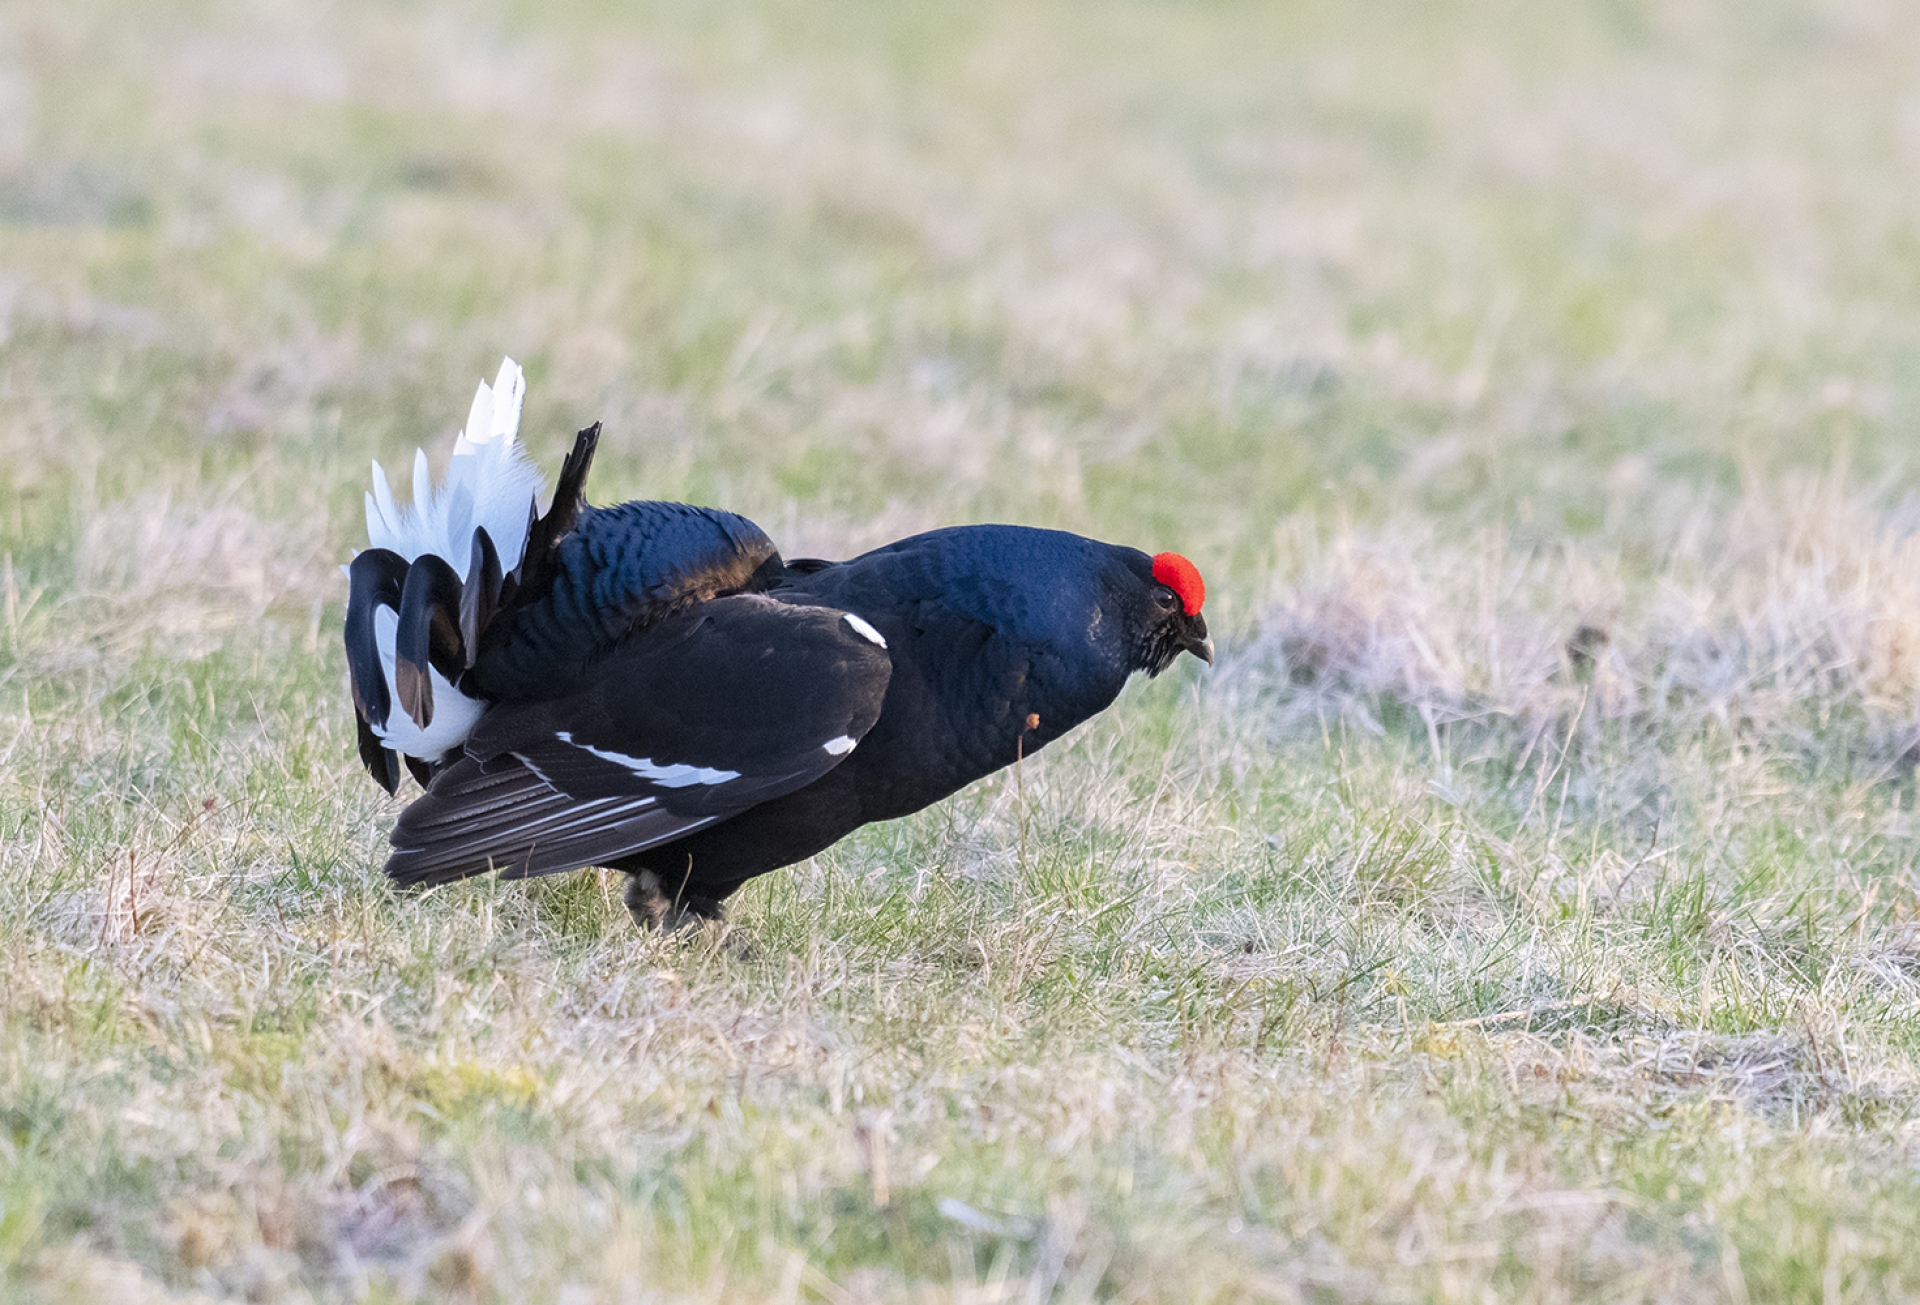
[467,500,780,702]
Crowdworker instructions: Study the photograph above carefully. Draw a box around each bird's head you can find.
[1129,550,1213,676]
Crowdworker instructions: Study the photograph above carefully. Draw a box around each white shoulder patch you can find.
[822,734,857,756]
[554,731,741,787]
[843,613,887,648]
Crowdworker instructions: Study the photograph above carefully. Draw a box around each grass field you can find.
[8,0,1920,1299]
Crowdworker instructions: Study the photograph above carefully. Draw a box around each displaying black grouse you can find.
[346,360,1213,926]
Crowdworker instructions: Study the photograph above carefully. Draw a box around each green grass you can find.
[8,0,1920,1299]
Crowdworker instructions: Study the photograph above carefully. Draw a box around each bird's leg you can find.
[623,869,727,932]
[1016,712,1039,877]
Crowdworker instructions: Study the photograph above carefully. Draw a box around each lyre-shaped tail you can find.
[344,358,598,791]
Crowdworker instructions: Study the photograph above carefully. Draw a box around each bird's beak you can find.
[1182,615,1214,666]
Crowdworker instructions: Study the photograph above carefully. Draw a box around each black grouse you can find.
[346,360,1213,926]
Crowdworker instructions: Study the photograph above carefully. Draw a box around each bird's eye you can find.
[1155,587,1179,611]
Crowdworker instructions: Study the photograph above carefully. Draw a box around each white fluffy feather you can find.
[364,357,546,574]
[355,357,546,763]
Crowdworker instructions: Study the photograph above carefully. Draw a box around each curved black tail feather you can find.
[393,553,466,730]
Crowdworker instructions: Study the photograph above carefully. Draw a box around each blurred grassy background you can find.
[10,0,1920,1301]
[10,0,1919,571]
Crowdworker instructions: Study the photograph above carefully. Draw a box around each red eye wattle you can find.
[1151,552,1204,615]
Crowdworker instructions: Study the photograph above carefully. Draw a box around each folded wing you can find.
[385,595,891,885]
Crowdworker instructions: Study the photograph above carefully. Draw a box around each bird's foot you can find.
[624,871,727,933]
